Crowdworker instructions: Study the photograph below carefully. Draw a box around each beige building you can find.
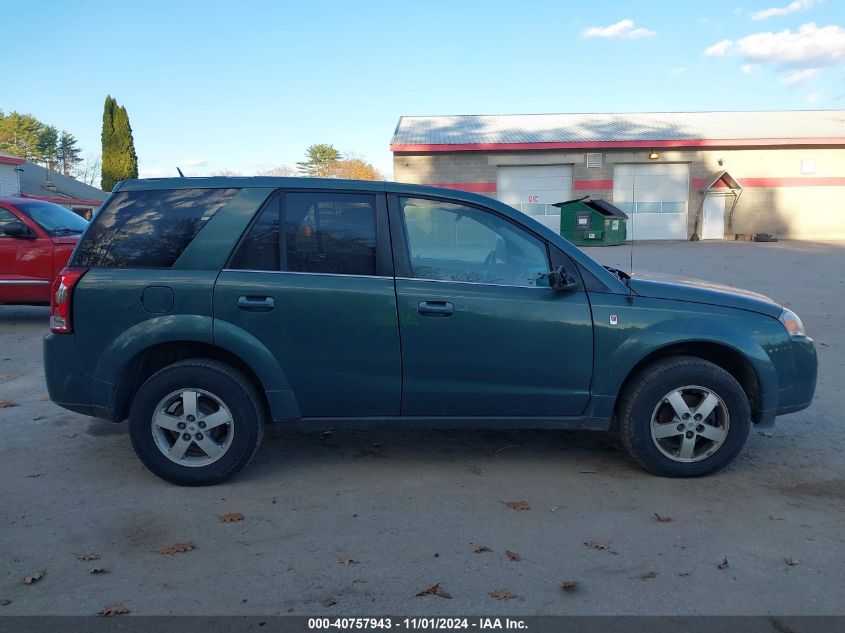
[391,111,845,241]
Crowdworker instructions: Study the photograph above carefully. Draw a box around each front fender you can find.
[587,294,785,419]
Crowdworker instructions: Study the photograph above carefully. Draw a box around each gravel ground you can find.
[1,240,843,616]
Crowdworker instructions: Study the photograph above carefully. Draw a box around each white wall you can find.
[0,164,21,197]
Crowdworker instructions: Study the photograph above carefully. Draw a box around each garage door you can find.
[613,164,689,240]
[497,165,572,232]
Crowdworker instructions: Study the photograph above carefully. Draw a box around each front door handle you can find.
[418,300,454,317]
[238,295,274,312]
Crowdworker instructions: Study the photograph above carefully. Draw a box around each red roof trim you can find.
[392,138,845,153]
[19,193,103,206]
[693,176,845,188]
[0,155,26,165]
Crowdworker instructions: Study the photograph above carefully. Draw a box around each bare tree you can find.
[74,153,102,187]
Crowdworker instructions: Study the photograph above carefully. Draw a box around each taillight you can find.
[50,267,87,334]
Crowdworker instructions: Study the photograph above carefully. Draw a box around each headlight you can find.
[779,308,806,337]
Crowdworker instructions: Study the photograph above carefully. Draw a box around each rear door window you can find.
[283,192,377,276]
[73,188,238,268]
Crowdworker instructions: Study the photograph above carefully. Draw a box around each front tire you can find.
[618,356,751,477]
[129,359,265,485]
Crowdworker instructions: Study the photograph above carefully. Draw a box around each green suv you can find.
[43,178,817,485]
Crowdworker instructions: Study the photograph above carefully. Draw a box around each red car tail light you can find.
[50,267,88,334]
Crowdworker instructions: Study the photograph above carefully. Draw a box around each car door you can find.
[0,205,53,303]
[213,190,401,419]
[390,195,593,418]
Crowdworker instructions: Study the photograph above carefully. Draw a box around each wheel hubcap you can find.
[650,385,730,463]
[151,389,234,467]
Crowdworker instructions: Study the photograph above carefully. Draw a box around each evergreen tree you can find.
[36,125,59,165]
[296,144,340,177]
[0,112,44,160]
[101,96,138,191]
[56,131,82,176]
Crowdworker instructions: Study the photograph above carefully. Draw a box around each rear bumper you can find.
[43,333,113,419]
[757,336,817,428]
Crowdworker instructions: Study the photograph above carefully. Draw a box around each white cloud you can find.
[805,92,822,103]
[751,0,813,21]
[670,66,687,74]
[183,158,208,167]
[736,23,845,68]
[704,39,734,57]
[583,19,656,39]
[780,67,820,85]
[741,63,758,73]
[140,167,167,179]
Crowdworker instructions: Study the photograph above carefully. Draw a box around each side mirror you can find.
[2,221,32,239]
[547,265,579,292]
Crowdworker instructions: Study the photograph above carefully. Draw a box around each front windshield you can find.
[14,199,89,234]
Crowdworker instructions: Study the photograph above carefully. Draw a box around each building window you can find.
[801,159,816,175]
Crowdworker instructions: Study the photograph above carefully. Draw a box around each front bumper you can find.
[43,333,113,419]
[757,336,817,428]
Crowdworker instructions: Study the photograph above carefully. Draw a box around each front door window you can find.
[399,197,549,287]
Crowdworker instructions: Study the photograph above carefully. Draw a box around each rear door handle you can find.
[238,295,274,312]
[418,300,454,317]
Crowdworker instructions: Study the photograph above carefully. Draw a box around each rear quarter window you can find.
[72,188,238,268]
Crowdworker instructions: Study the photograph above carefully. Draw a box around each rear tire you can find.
[129,359,265,485]
[618,356,750,477]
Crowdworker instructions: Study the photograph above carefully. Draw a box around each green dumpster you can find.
[554,196,628,246]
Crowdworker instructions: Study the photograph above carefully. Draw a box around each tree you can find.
[326,158,385,181]
[56,131,82,176]
[101,96,138,191]
[257,165,297,177]
[74,153,102,186]
[36,125,59,166]
[296,144,340,177]
[0,112,44,160]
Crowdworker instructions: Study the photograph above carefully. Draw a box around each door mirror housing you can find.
[2,220,33,238]
[547,265,579,292]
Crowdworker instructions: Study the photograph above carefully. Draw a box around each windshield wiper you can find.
[51,228,84,235]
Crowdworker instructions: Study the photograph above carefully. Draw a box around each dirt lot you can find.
[1,240,843,616]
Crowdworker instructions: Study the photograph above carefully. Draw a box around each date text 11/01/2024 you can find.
[308,618,528,629]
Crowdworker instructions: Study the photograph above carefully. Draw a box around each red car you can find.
[0,197,89,305]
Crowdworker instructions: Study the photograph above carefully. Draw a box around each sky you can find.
[2,0,843,180]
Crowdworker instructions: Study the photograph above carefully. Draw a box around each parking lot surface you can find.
[1,240,843,616]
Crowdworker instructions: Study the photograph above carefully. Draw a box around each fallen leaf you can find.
[339,556,359,566]
[584,541,610,550]
[32,416,44,421]
[0,401,19,409]
[785,557,800,566]
[40,395,50,401]
[23,571,44,585]
[678,572,690,577]
[97,604,129,617]
[0,600,10,606]
[218,512,244,523]
[504,501,530,512]
[640,571,658,580]
[76,553,100,561]
[471,543,491,553]
[654,513,673,523]
[158,542,195,555]
[416,583,451,599]
[505,549,521,561]
[322,597,337,607]
[718,558,729,570]
[759,432,774,438]
[89,567,108,575]
[561,581,579,592]
[489,590,517,601]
